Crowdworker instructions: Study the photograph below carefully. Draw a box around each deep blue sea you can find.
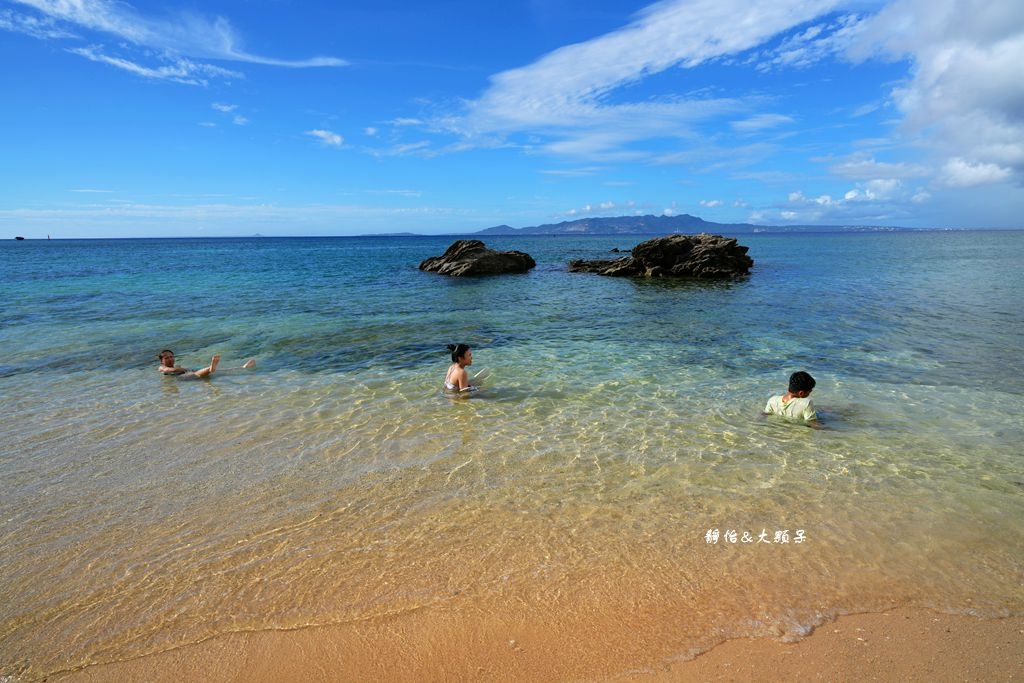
[1,231,1022,679]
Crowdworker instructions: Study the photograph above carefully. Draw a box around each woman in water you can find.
[158,349,255,379]
[444,343,477,393]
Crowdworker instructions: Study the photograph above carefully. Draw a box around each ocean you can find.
[1,231,1022,679]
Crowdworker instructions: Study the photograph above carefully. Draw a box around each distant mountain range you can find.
[474,214,906,236]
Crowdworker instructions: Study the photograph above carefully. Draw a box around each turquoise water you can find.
[1,231,1023,678]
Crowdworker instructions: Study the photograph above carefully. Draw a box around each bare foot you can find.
[242,359,256,369]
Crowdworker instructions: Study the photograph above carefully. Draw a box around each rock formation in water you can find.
[568,233,753,279]
[419,239,536,276]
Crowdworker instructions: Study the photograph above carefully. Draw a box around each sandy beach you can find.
[59,608,1023,682]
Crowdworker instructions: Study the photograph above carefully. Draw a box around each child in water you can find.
[764,371,820,425]
[444,343,478,393]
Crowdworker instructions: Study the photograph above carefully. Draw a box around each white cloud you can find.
[364,127,379,136]
[539,167,604,177]
[68,45,241,85]
[212,103,237,113]
[863,178,900,199]
[6,0,346,84]
[755,13,864,71]
[700,199,723,207]
[0,7,74,38]
[731,113,794,132]
[851,101,881,118]
[829,155,929,180]
[846,0,1024,186]
[599,201,616,209]
[449,0,841,158]
[0,201,481,236]
[940,157,1012,187]
[363,189,423,198]
[391,141,431,155]
[12,0,347,66]
[306,129,344,147]
[796,178,904,207]
[232,115,248,126]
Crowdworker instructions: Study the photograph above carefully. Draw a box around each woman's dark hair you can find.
[447,343,470,362]
[158,349,174,360]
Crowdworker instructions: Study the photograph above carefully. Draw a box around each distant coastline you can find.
[472,213,934,236]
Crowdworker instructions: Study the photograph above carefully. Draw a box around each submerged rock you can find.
[419,239,536,276]
[568,233,753,279]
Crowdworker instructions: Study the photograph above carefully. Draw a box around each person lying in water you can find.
[157,349,255,379]
[444,343,478,393]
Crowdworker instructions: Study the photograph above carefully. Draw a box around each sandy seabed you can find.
[58,608,1023,683]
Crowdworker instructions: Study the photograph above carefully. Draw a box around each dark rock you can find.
[419,239,536,276]
[568,233,753,279]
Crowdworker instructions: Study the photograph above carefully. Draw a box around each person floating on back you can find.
[157,349,255,379]
[764,371,819,425]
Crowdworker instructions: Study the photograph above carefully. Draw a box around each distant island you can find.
[474,214,909,236]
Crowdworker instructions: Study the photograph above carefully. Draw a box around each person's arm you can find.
[159,364,186,375]
[803,400,823,428]
[455,367,474,391]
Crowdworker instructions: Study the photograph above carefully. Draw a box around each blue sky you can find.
[2,0,1022,237]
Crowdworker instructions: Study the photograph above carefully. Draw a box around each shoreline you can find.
[57,607,1024,682]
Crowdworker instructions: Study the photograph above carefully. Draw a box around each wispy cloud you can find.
[209,103,248,125]
[363,189,423,198]
[731,113,795,133]
[827,154,929,181]
[443,0,841,159]
[69,45,241,85]
[306,129,344,147]
[539,167,604,177]
[0,201,481,236]
[5,0,346,84]
[0,6,75,38]
[752,13,864,72]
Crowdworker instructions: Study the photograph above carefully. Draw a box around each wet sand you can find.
[59,608,1023,682]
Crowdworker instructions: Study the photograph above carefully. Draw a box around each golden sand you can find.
[59,606,1023,682]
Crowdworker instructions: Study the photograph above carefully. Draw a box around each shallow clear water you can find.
[1,231,1022,678]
